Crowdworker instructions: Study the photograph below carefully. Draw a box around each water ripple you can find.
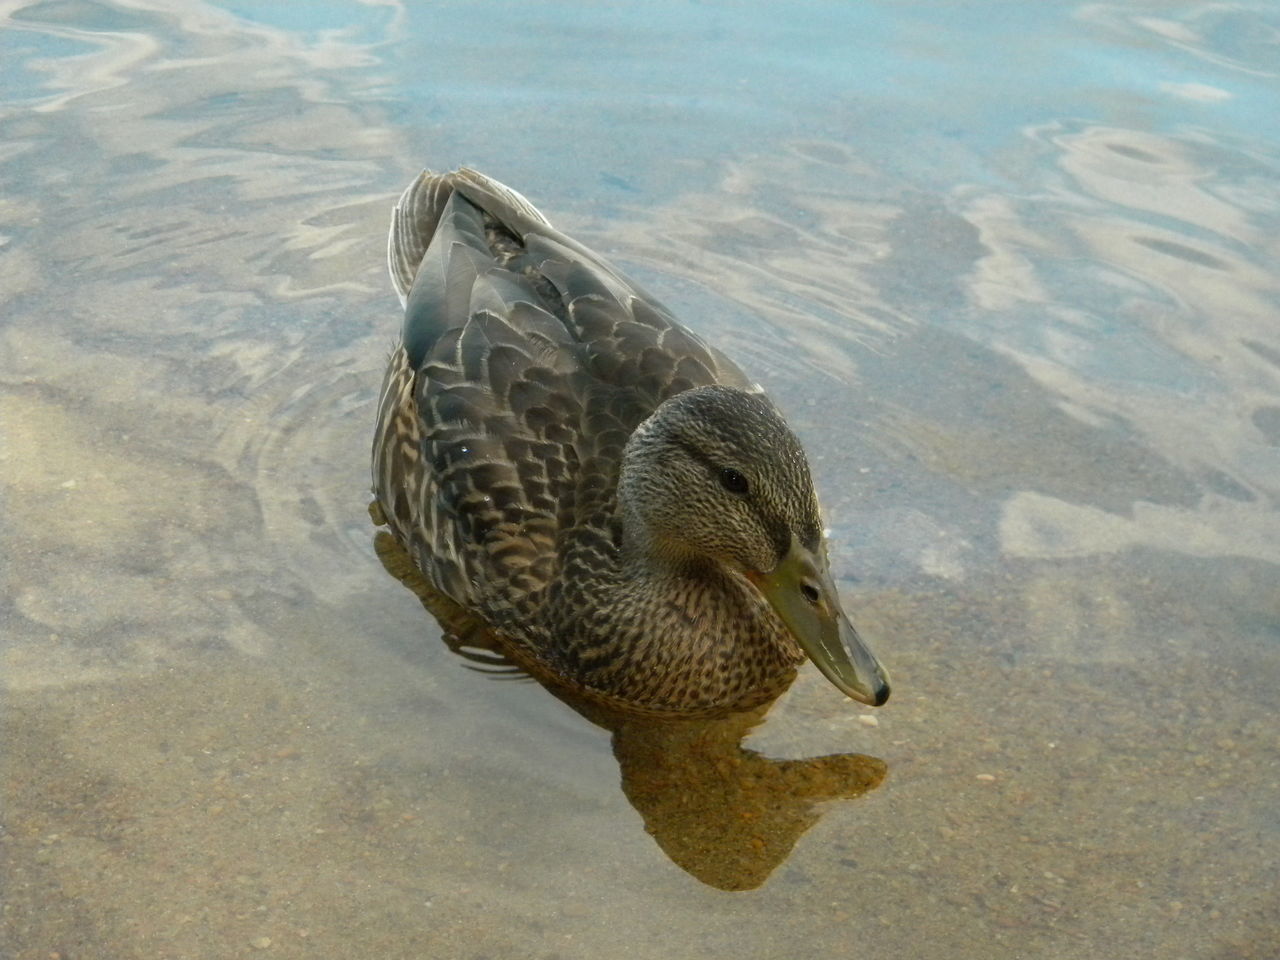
[0,0,404,687]
[961,117,1280,518]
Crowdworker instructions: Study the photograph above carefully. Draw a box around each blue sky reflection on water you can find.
[1,1,1278,958]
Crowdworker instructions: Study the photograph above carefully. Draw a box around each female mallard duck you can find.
[372,168,889,717]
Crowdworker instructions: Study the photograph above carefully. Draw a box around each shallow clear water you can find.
[2,1,1278,957]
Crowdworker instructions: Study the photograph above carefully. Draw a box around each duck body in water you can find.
[371,168,889,716]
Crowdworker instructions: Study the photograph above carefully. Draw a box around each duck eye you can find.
[718,467,749,495]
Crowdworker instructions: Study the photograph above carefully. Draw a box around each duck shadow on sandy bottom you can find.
[372,529,886,892]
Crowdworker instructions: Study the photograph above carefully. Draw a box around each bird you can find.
[370,167,889,717]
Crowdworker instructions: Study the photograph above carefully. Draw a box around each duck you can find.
[370,168,889,717]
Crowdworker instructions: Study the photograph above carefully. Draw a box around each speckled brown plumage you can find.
[371,168,848,717]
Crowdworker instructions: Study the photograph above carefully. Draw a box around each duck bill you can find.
[747,542,890,707]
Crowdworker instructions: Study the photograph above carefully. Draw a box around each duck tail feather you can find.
[452,167,553,235]
[387,169,456,307]
[388,168,554,307]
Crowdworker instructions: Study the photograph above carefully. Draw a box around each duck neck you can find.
[544,523,802,714]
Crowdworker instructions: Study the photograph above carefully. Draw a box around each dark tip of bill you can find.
[872,681,891,707]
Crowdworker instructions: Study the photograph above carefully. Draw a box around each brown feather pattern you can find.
[372,168,831,716]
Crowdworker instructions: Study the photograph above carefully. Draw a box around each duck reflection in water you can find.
[374,530,886,892]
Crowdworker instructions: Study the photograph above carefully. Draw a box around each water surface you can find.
[2,2,1278,958]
